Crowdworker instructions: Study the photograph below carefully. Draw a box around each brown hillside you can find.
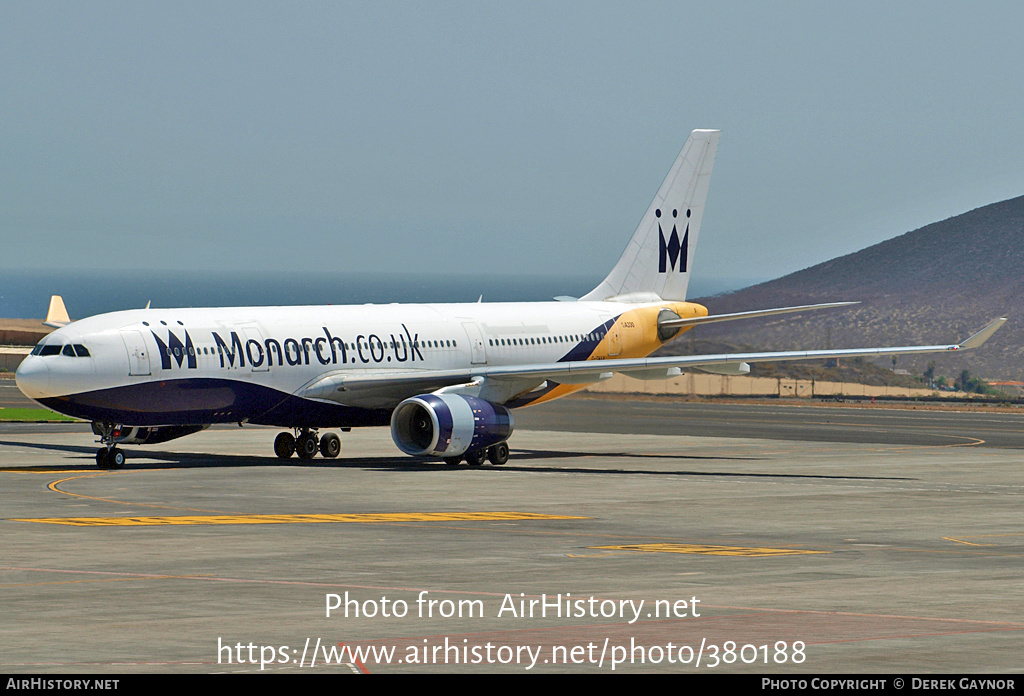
[662,195,1024,381]
[0,318,50,346]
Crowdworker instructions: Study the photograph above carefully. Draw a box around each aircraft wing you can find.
[301,318,1007,407]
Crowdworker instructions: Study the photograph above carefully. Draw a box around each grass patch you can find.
[0,408,80,422]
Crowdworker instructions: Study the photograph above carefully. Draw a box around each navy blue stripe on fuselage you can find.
[37,378,392,429]
[557,316,618,362]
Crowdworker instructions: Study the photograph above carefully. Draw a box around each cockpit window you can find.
[32,340,90,357]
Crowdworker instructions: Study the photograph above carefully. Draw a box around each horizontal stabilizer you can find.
[660,302,857,330]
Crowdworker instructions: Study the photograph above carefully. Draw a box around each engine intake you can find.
[391,394,513,457]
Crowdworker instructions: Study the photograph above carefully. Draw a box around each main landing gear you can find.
[274,429,342,460]
[443,442,510,467]
[92,421,125,469]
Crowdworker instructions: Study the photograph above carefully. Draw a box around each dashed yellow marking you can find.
[942,536,996,547]
[942,533,1023,547]
[588,543,827,557]
[10,511,587,527]
[0,468,93,474]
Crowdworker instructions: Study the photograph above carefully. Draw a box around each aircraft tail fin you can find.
[44,295,70,328]
[581,129,720,302]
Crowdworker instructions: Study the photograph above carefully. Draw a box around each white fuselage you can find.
[16,299,676,428]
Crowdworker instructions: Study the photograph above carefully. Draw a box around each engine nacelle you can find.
[391,394,513,457]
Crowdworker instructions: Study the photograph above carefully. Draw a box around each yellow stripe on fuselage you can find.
[523,301,707,406]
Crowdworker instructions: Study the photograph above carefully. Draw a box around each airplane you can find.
[13,129,1006,469]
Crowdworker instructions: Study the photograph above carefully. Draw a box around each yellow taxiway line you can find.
[11,511,588,527]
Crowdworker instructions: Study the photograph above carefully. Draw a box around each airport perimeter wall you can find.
[0,322,47,374]
[584,372,949,399]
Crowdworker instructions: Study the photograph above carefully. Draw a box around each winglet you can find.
[43,295,71,328]
[957,318,1007,349]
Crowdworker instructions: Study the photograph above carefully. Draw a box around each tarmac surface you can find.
[1,397,1022,674]
[0,379,35,408]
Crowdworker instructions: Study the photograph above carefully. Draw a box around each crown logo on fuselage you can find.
[151,328,197,370]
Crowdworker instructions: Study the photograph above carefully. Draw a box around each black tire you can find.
[487,442,510,465]
[96,449,109,468]
[465,449,486,467]
[107,448,125,469]
[319,432,341,458]
[274,432,295,459]
[443,456,462,467]
[296,432,318,459]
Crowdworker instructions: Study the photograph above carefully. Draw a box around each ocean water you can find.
[0,269,747,320]
[0,270,598,320]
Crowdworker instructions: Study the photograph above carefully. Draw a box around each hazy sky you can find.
[3,2,1023,292]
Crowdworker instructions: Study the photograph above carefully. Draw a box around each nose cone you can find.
[15,356,51,400]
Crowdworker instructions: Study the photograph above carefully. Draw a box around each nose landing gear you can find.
[95,446,125,469]
[92,422,126,469]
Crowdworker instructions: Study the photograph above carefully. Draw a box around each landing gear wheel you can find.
[319,432,341,458]
[274,432,296,459]
[296,432,319,459]
[464,449,486,467]
[106,448,125,469]
[487,442,510,465]
[94,422,124,469]
[443,456,462,467]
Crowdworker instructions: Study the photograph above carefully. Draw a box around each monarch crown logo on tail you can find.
[580,129,718,302]
[657,208,690,273]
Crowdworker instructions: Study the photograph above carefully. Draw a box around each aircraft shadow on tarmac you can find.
[0,440,915,481]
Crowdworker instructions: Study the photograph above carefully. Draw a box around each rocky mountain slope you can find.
[661,195,1024,381]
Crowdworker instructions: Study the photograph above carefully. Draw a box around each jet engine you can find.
[391,394,513,458]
